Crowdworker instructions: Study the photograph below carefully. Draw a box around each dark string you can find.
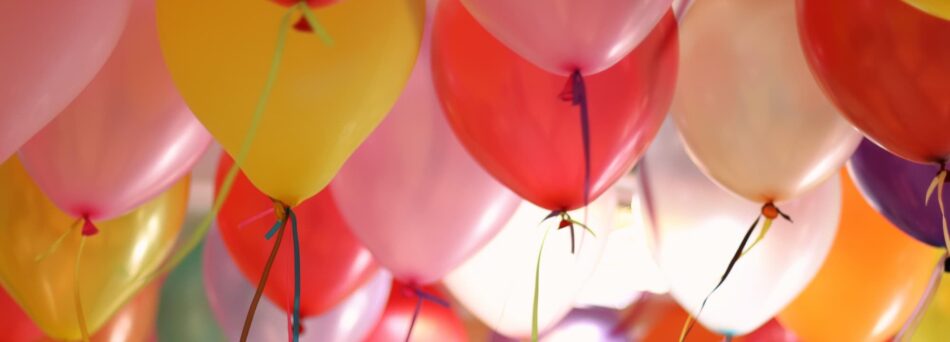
[404,287,450,342]
[241,208,290,342]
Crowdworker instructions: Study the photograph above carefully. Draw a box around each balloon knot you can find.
[273,200,289,222]
[760,202,791,222]
[81,217,98,236]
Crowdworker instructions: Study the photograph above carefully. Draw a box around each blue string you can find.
[404,287,450,342]
[289,209,301,342]
[264,220,283,240]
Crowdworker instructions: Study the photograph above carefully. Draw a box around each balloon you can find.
[911,273,950,341]
[0,0,130,162]
[363,283,466,342]
[778,168,939,341]
[203,228,391,342]
[458,0,672,75]
[330,0,519,285]
[491,308,625,342]
[215,155,378,316]
[18,0,211,222]
[673,0,860,203]
[432,0,677,211]
[0,284,44,341]
[850,140,950,248]
[640,121,840,335]
[797,0,950,164]
[0,157,187,340]
[444,190,617,338]
[903,0,950,20]
[157,242,226,342]
[157,0,425,206]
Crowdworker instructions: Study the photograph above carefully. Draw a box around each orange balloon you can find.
[778,170,941,341]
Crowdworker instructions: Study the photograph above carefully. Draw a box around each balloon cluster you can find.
[1,0,950,341]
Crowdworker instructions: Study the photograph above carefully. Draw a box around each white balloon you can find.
[638,120,840,335]
[444,191,617,339]
[203,228,391,342]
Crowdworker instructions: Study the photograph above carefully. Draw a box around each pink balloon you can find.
[330,4,519,285]
[460,0,673,75]
[18,0,210,222]
[0,0,132,162]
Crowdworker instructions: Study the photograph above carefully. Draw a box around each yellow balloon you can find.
[157,0,425,206]
[911,273,950,341]
[0,157,187,340]
[904,0,950,21]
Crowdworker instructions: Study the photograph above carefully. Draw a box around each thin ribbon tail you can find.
[289,209,301,342]
[74,237,90,342]
[532,227,555,342]
[35,218,83,262]
[404,287,450,342]
[740,217,773,258]
[937,171,950,257]
[241,214,290,342]
[679,215,761,342]
[895,255,946,341]
[297,3,334,45]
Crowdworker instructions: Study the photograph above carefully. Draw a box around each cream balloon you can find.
[444,190,617,339]
[639,121,840,335]
[672,0,859,203]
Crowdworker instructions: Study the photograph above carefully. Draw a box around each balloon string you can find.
[289,209,301,342]
[531,225,555,342]
[895,255,946,341]
[35,218,83,262]
[403,286,449,342]
[241,205,290,342]
[74,236,90,342]
[925,166,949,257]
[559,70,591,210]
[140,1,334,285]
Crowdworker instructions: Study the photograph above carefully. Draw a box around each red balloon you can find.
[0,287,43,342]
[363,283,466,342]
[432,0,677,211]
[215,155,378,317]
[797,0,950,163]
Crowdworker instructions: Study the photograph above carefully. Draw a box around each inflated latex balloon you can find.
[640,122,840,335]
[364,283,467,342]
[910,274,950,341]
[215,156,377,316]
[673,0,860,203]
[444,190,617,338]
[433,0,677,211]
[157,0,424,205]
[157,242,226,342]
[778,169,940,341]
[0,157,187,340]
[19,0,210,223]
[903,0,950,20]
[204,228,391,342]
[331,0,519,285]
[0,0,130,162]
[459,0,672,75]
[491,308,625,342]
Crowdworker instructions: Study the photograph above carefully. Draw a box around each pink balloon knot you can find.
[81,217,99,236]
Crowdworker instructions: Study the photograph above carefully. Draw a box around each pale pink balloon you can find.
[330,4,519,285]
[0,0,132,162]
[460,0,673,75]
[18,0,210,221]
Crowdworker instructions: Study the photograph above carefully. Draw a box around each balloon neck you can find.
[272,200,290,223]
[81,216,98,236]
[760,202,791,222]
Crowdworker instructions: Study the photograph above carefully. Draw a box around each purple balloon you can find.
[848,139,946,247]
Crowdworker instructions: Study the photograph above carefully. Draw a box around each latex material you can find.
[0,157,187,340]
[215,155,377,316]
[433,0,677,211]
[850,140,950,248]
[778,169,939,341]
[910,273,950,341]
[797,0,950,164]
[459,0,672,75]
[331,1,519,285]
[673,0,860,203]
[0,0,130,162]
[157,242,226,342]
[19,0,211,221]
[491,308,624,342]
[157,0,424,205]
[203,228,390,342]
[903,0,950,20]
[444,190,617,338]
[627,295,799,341]
[363,283,466,342]
[640,121,840,335]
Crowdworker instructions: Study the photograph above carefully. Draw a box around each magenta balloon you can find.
[460,0,672,75]
[203,228,391,342]
[18,0,210,221]
[330,6,519,285]
[0,0,131,162]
